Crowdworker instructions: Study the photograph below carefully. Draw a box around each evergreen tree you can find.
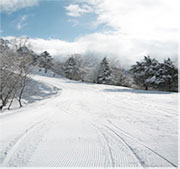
[17,46,37,66]
[147,58,178,91]
[96,57,113,85]
[130,56,159,90]
[0,38,9,52]
[64,56,80,80]
[39,51,53,73]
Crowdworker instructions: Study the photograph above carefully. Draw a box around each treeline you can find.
[0,38,178,110]
[57,55,133,87]
[54,55,178,92]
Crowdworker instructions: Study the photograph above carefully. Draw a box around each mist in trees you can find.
[53,54,178,92]
[59,55,134,87]
[61,55,178,92]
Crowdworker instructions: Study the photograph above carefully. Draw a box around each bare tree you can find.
[11,38,34,109]
[0,37,34,110]
[0,43,19,110]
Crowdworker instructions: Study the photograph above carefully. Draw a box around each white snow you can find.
[0,74,178,168]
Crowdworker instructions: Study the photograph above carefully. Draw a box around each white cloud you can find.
[73,0,179,41]
[29,38,83,56]
[5,30,177,68]
[65,4,93,17]
[63,0,179,66]
[17,15,28,30]
[0,0,39,13]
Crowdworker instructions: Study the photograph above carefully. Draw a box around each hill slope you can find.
[0,75,178,167]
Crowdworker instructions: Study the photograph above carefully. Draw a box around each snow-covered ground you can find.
[0,74,178,168]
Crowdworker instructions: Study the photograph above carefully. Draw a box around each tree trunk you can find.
[1,96,5,110]
[18,87,24,108]
[0,99,8,110]
[8,97,14,110]
[18,76,27,108]
[8,88,17,110]
[18,99,23,108]
[145,85,148,90]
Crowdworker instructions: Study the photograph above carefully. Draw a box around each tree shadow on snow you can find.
[22,79,61,103]
[0,79,61,116]
[103,88,172,94]
[65,80,97,86]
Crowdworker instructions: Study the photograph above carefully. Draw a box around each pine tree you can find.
[130,56,159,90]
[39,51,53,73]
[96,57,113,85]
[131,56,178,91]
[64,56,80,80]
[0,38,9,52]
[148,58,178,91]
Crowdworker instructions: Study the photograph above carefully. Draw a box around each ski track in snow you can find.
[90,122,141,167]
[102,121,176,167]
[0,75,178,167]
[106,120,177,167]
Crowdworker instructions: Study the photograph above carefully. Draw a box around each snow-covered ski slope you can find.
[0,74,178,168]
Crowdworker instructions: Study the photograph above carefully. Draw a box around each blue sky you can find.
[0,0,105,41]
[0,0,178,66]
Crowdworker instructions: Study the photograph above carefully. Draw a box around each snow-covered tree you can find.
[0,48,17,109]
[17,46,38,65]
[39,51,53,73]
[64,56,80,80]
[74,54,100,82]
[131,56,178,91]
[130,56,159,90]
[147,58,178,91]
[0,38,35,109]
[96,57,113,85]
[51,61,64,76]
[0,38,9,52]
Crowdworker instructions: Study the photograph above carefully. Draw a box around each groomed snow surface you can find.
[0,74,178,168]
